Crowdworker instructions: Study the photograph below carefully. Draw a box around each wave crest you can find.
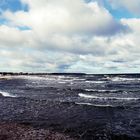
[0,91,16,98]
[78,93,139,101]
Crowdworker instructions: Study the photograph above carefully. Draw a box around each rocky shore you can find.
[0,96,76,140]
[0,122,73,140]
[0,96,139,140]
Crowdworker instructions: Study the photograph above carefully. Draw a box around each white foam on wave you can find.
[111,77,140,82]
[79,93,139,101]
[85,81,106,84]
[0,76,12,80]
[76,102,92,105]
[58,81,66,84]
[85,89,117,92]
[18,75,50,81]
[76,102,113,107]
[17,75,78,83]
[0,91,17,98]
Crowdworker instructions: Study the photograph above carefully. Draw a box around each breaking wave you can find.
[78,93,139,101]
[110,77,140,82]
[75,102,114,107]
[0,91,17,98]
[85,89,118,92]
[85,81,106,84]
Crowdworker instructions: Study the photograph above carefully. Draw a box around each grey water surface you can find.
[0,74,140,140]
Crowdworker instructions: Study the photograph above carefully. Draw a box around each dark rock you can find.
[0,123,73,140]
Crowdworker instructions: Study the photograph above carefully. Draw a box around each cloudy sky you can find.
[0,0,140,73]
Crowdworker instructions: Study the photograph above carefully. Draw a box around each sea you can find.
[0,74,140,139]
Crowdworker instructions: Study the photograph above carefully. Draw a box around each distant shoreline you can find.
[0,72,140,76]
[0,72,86,76]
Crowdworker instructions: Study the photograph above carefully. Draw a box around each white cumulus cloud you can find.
[109,0,140,15]
[0,0,140,73]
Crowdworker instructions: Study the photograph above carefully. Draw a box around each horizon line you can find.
[0,72,140,75]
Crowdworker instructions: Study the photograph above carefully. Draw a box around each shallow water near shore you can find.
[0,74,140,139]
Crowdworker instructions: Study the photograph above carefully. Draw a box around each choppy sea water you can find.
[0,74,140,139]
[1,74,140,107]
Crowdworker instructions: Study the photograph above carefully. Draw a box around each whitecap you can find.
[85,81,106,84]
[0,76,12,80]
[111,77,140,82]
[58,81,66,84]
[78,93,139,101]
[76,102,94,106]
[0,91,17,98]
[76,102,113,107]
[17,75,57,82]
[85,89,117,92]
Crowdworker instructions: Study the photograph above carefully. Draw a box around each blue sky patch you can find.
[0,0,28,12]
